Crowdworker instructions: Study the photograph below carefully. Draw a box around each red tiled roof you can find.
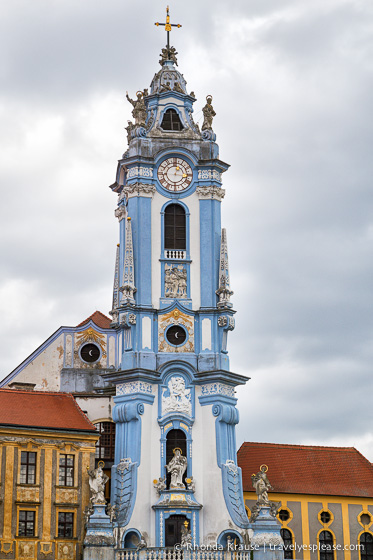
[77,311,112,330]
[238,442,373,498]
[0,389,97,432]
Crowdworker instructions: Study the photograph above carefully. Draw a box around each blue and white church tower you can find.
[104,22,250,549]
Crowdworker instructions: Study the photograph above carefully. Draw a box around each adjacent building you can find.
[0,389,99,560]
[238,442,373,560]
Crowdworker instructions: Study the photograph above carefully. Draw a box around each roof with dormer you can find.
[238,442,373,498]
[0,389,97,432]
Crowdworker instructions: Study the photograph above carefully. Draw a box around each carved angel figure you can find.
[154,476,167,494]
[202,96,216,131]
[159,46,178,66]
[126,91,147,126]
[166,448,187,489]
[251,465,273,505]
[87,465,109,504]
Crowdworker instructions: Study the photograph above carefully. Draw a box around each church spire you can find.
[216,228,233,308]
[119,217,136,306]
[109,244,120,324]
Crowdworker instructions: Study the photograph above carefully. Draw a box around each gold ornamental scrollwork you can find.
[40,542,53,556]
[0,541,14,555]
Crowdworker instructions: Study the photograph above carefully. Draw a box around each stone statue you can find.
[166,448,187,489]
[251,465,273,505]
[154,476,167,494]
[126,91,147,126]
[202,96,216,131]
[107,503,117,523]
[136,535,147,550]
[87,464,109,504]
[165,265,187,298]
[160,81,172,93]
[162,376,192,415]
[181,521,192,546]
[173,82,184,94]
[83,504,94,526]
[159,46,178,66]
[125,120,134,144]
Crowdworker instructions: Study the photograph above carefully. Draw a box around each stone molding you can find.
[196,186,225,201]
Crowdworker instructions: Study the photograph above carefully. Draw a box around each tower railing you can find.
[164,250,186,260]
[115,549,251,560]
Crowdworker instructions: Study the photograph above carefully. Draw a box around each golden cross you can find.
[155,6,182,50]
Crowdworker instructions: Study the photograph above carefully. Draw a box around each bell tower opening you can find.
[164,204,186,250]
[161,108,184,131]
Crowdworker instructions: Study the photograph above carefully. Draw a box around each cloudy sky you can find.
[1,0,372,458]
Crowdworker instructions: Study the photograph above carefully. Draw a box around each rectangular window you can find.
[59,455,74,487]
[18,510,35,537]
[58,512,74,538]
[20,451,36,484]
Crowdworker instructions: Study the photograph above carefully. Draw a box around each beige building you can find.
[0,389,99,560]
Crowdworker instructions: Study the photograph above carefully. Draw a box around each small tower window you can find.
[164,204,186,250]
[161,109,183,131]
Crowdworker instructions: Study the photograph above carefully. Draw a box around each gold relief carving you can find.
[18,486,39,502]
[0,541,14,555]
[158,309,194,353]
[56,488,78,504]
[56,443,80,451]
[75,328,107,363]
[76,328,105,345]
[20,439,41,449]
[40,542,53,556]
[57,542,74,560]
[18,541,35,558]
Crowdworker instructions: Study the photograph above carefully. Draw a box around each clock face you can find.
[157,157,193,191]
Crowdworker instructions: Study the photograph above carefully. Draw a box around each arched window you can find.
[319,530,334,560]
[360,533,373,560]
[280,529,293,559]
[95,421,116,462]
[165,429,187,488]
[161,109,183,131]
[164,204,186,250]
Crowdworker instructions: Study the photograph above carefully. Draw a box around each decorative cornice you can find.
[124,183,156,198]
[196,186,225,201]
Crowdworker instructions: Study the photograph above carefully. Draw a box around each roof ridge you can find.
[76,310,112,328]
[239,441,357,452]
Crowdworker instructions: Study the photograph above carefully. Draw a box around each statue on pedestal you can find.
[202,95,216,131]
[251,465,273,505]
[87,464,109,504]
[250,465,280,522]
[166,448,187,489]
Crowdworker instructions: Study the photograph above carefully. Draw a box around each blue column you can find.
[199,199,221,308]
[127,196,152,307]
